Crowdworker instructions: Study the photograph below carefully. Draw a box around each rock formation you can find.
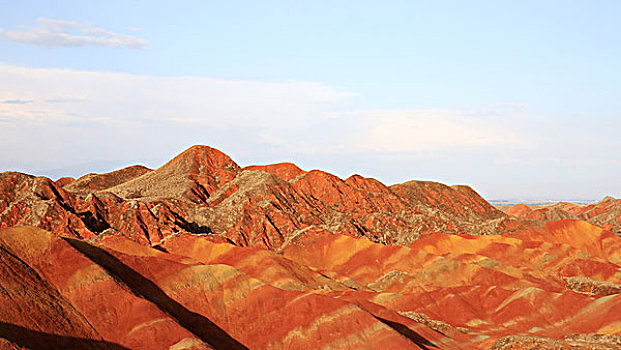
[0,145,619,349]
[504,197,621,236]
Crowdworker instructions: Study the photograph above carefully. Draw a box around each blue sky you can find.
[1,1,620,200]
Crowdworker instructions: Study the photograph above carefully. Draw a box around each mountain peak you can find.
[162,145,240,173]
[505,203,532,217]
[106,145,240,203]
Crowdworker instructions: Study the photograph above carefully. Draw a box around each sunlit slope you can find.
[281,220,621,349]
[505,197,621,236]
[0,227,462,350]
[0,145,516,249]
[1,145,620,349]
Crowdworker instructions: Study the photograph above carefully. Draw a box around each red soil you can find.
[0,145,619,349]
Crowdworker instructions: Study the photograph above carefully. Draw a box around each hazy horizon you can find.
[1,1,620,200]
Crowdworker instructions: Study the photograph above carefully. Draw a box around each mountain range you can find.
[0,145,619,349]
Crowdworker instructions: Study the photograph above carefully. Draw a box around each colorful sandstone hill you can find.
[0,145,620,349]
[503,198,621,237]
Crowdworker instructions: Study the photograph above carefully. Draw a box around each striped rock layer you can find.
[0,145,620,349]
[504,198,621,236]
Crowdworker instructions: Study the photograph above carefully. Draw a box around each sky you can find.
[0,1,620,200]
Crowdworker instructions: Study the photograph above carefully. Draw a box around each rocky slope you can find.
[1,220,619,349]
[0,145,619,349]
[0,145,517,249]
[504,197,621,236]
[0,226,461,350]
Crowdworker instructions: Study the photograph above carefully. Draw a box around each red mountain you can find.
[504,197,621,236]
[0,145,619,349]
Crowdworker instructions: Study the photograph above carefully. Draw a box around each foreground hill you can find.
[0,226,464,349]
[1,221,619,349]
[0,145,620,349]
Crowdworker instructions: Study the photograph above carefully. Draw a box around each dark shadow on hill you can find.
[62,237,249,350]
[0,322,129,350]
[373,316,438,350]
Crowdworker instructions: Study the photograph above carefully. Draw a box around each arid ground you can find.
[1,145,620,349]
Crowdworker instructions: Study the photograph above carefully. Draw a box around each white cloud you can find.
[0,63,529,157]
[354,109,524,152]
[0,62,537,183]
[495,102,530,109]
[2,99,33,104]
[5,63,614,200]
[279,109,527,155]
[0,18,148,49]
[0,63,356,168]
[0,63,353,128]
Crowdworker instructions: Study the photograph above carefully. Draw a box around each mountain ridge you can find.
[1,145,620,349]
[1,145,519,248]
